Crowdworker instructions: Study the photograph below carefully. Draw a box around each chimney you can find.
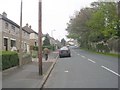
[29,25,31,29]
[2,12,7,18]
[26,23,28,27]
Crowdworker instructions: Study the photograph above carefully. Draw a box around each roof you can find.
[0,14,19,28]
[0,14,30,34]
[23,26,38,35]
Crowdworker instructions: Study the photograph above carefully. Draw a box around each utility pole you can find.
[19,0,23,67]
[118,1,120,19]
[38,0,42,75]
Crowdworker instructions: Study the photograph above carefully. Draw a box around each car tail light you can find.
[59,50,61,54]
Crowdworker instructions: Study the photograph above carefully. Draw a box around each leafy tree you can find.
[61,38,66,46]
[43,35,50,46]
[87,2,118,40]
[66,7,94,48]
[66,1,119,52]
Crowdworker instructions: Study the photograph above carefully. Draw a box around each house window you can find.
[24,31,26,36]
[4,38,8,51]
[27,33,29,37]
[11,40,16,47]
[24,43,27,52]
[5,22,9,29]
[11,25,15,32]
[16,29,19,34]
[35,42,37,46]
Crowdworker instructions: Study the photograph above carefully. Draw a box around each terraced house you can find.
[0,12,30,52]
[23,24,38,47]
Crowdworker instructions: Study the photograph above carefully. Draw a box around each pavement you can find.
[2,50,59,89]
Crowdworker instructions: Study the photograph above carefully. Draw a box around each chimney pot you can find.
[26,23,28,27]
[29,25,31,28]
[2,12,7,17]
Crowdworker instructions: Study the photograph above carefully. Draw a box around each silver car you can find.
[59,46,71,58]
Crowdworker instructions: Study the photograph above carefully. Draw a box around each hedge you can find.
[0,51,19,70]
[42,45,55,51]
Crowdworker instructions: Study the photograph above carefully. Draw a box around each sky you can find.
[0,0,98,41]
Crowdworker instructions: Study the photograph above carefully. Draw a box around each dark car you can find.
[59,46,71,58]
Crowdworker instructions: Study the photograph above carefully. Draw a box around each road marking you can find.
[77,54,80,55]
[101,66,120,77]
[81,55,86,58]
[88,59,96,63]
[64,70,69,72]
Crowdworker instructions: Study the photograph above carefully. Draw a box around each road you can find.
[43,48,119,88]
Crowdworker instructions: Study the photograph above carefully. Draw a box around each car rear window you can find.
[60,47,69,50]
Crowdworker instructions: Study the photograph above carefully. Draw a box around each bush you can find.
[42,45,52,50]
[33,46,38,51]
[31,50,38,58]
[1,51,19,70]
[0,53,2,71]
[42,45,55,51]
[21,53,32,65]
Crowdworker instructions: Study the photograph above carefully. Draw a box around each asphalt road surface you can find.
[43,48,119,88]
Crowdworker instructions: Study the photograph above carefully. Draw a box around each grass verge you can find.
[80,48,120,57]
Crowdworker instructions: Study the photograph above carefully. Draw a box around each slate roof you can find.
[0,14,19,28]
[23,26,38,35]
[0,14,30,34]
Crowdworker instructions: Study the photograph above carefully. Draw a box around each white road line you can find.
[88,59,96,63]
[101,66,120,77]
[77,54,80,55]
[64,70,69,72]
[81,55,86,58]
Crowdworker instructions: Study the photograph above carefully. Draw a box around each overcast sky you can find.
[0,0,98,41]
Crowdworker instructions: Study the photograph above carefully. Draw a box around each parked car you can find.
[69,45,79,49]
[59,46,71,58]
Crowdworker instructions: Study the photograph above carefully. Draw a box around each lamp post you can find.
[51,30,56,37]
[38,0,42,75]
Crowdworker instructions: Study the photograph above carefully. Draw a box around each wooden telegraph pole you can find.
[38,0,42,75]
[19,0,23,67]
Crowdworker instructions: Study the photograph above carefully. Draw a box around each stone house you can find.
[0,12,30,52]
[44,34,61,49]
[23,24,38,47]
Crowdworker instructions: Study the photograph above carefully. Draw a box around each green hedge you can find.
[42,45,55,51]
[0,51,19,70]
[30,46,38,51]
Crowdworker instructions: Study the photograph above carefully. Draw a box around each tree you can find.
[43,34,50,46]
[61,38,66,46]
[66,1,118,52]
[87,2,118,40]
[66,7,94,48]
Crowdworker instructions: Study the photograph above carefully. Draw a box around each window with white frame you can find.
[5,22,9,29]
[11,40,16,47]
[11,25,15,32]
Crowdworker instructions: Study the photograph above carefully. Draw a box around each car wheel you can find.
[59,55,62,58]
[69,54,71,57]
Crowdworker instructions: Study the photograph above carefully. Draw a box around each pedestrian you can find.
[43,47,50,60]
